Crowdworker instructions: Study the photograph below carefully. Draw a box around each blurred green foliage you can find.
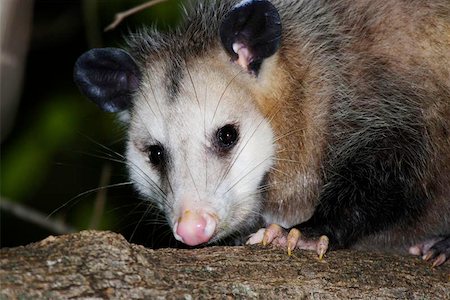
[1,0,184,247]
[2,94,82,200]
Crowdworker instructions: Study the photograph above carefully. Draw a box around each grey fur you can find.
[123,0,450,252]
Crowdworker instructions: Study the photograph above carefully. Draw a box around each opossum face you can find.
[127,62,275,245]
[74,0,282,245]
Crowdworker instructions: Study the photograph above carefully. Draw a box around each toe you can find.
[287,228,301,256]
[263,224,285,246]
[408,245,423,256]
[317,235,329,260]
[428,237,450,267]
[432,253,447,267]
[246,228,266,245]
[413,236,450,267]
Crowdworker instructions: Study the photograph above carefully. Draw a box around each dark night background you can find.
[1,0,185,249]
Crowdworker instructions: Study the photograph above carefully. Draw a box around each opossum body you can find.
[74,0,450,265]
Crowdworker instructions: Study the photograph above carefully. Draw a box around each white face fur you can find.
[126,59,275,243]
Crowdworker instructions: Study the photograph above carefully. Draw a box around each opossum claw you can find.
[409,236,450,267]
[317,235,330,260]
[246,224,287,246]
[246,228,266,245]
[428,236,450,267]
[422,251,434,261]
[432,254,447,268]
[287,228,301,256]
[263,223,284,246]
[247,225,330,259]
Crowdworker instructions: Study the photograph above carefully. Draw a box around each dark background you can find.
[1,0,185,248]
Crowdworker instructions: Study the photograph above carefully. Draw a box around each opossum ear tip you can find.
[220,0,282,75]
[74,48,141,112]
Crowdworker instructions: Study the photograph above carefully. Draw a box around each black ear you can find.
[73,48,141,112]
[219,0,282,75]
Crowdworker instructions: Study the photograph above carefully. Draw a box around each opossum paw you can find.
[409,236,450,267]
[246,224,329,259]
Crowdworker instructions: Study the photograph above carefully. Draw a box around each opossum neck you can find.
[254,53,332,228]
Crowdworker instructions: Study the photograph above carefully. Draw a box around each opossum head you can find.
[74,0,282,245]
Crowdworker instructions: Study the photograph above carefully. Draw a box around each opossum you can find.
[74,0,450,266]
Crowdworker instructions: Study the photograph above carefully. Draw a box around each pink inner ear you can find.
[232,42,253,71]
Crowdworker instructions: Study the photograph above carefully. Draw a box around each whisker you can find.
[140,71,165,118]
[185,58,200,108]
[79,150,158,194]
[224,155,273,195]
[187,159,202,202]
[130,113,169,201]
[273,158,304,164]
[132,88,177,211]
[79,135,169,210]
[126,211,168,227]
[129,199,155,242]
[204,81,209,193]
[215,104,281,194]
[211,70,243,124]
[270,166,290,178]
[76,151,129,166]
[273,127,305,143]
[47,182,134,219]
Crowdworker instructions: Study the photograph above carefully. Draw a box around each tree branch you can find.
[0,197,75,234]
[1,230,448,298]
[104,0,168,32]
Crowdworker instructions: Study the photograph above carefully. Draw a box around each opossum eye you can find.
[216,124,239,150]
[147,145,164,167]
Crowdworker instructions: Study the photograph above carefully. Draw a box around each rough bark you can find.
[1,230,448,299]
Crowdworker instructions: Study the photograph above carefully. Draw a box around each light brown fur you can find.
[238,0,450,245]
[125,0,449,250]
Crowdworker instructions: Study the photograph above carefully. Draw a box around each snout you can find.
[174,210,217,246]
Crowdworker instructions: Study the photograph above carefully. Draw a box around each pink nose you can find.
[174,210,216,246]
